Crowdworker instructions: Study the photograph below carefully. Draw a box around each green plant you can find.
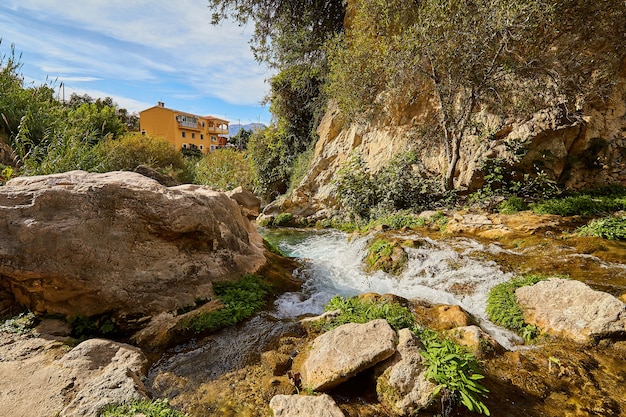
[317,295,415,332]
[99,399,187,417]
[180,274,271,334]
[497,196,528,214]
[366,239,394,266]
[416,327,490,416]
[70,315,117,339]
[531,194,626,216]
[486,274,547,341]
[194,147,256,191]
[274,212,294,227]
[577,215,626,240]
[0,312,37,334]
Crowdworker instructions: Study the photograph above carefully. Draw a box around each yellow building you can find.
[139,102,229,153]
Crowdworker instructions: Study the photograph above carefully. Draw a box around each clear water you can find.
[262,228,521,348]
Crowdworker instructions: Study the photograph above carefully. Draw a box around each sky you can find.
[0,0,273,125]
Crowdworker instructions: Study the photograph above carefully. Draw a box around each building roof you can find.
[140,103,228,123]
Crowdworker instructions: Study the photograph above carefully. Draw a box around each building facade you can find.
[139,102,229,153]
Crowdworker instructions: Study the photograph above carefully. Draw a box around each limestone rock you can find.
[59,338,150,417]
[301,319,397,391]
[269,394,345,417]
[445,325,504,358]
[516,279,626,343]
[0,332,149,417]
[227,186,261,219]
[433,304,475,330]
[0,170,266,321]
[376,329,437,416]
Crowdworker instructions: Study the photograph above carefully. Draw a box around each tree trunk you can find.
[444,134,461,191]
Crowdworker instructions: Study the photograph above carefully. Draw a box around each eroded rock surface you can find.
[516,278,626,343]
[375,328,436,416]
[301,319,396,391]
[0,170,266,321]
[270,393,345,417]
[0,327,148,417]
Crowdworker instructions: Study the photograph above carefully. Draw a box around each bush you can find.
[486,274,547,341]
[194,148,256,191]
[577,215,626,240]
[180,274,271,334]
[96,133,186,175]
[273,212,294,226]
[0,312,37,334]
[530,194,626,216]
[417,327,490,416]
[332,152,378,221]
[497,196,528,214]
[316,295,415,332]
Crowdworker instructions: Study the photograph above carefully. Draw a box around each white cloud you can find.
[0,0,270,106]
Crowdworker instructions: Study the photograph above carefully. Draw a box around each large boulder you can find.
[301,319,397,391]
[375,328,437,416]
[0,171,266,321]
[515,278,626,343]
[0,329,149,417]
[269,394,345,417]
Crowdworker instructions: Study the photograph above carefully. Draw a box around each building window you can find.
[200,134,204,140]
[210,145,216,152]
[182,143,188,149]
[199,145,204,150]
[211,136,217,142]
[191,133,195,139]
[182,131,186,138]
[201,121,205,127]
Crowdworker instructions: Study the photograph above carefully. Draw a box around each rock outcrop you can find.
[0,170,266,321]
[269,394,346,417]
[0,326,149,417]
[516,278,626,343]
[375,328,437,416]
[301,319,397,391]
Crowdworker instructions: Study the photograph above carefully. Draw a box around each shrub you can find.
[332,152,377,221]
[180,274,271,334]
[417,327,490,416]
[367,212,426,230]
[0,312,37,334]
[530,194,626,216]
[194,148,256,191]
[577,215,626,240]
[486,274,547,341]
[316,295,415,332]
[96,133,186,175]
[100,399,187,417]
[497,196,528,214]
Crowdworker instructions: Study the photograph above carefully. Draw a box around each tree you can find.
[326,0,626,190]
[229,128,252,150]
[194,148,256,191]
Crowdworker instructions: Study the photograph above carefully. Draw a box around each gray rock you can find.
[376,328,437,416]
[0,170,266,322]
[269,394,345,417]
[516,278,626,343]
[227,186,261,218]
[301,319,397,391]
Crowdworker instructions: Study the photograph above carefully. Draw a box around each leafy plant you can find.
[417,327,490,416]
[70,315,117,339]
[531,194,626,216]
[497,196,528,214]
[99,399,188,417]
[0,312,37,334]
[194,147,256,191]
[316,295,415,332]
[180,274,271,334]
[577,215,626,240]
[273,212,294,227]
[486,274,547,341]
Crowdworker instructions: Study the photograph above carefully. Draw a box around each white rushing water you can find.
[263,228,522,348]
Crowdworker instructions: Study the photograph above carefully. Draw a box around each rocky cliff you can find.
[279,58,626,219]
[0,170,267,322]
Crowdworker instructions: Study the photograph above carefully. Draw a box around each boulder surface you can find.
[301,319,397,391]
[516,278,626,343]
[0,170,266,320]
[269,394,345,417]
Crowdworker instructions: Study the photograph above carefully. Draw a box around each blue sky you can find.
[0,0,273,125]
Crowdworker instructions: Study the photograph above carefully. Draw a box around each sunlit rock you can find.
[301,319,396,391]
[516,278,626,343]
[270,393,345,417]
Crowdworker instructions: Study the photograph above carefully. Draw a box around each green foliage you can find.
[228,127,252,150]
[100,399,187,417]
[486,275,547,341]
[194,148,256,191]
[273,212,294,227]
[416,327,490,416]
[577,215,626,240]
[366,239,394,267]
[0,165,14,184]
[367,212,426,231]
[0,312,37,334]
[497,196,529,214]
[317,295,415,332]
[96,133,187,176]
[531,193,626,216]
[180,274,271,334]
[332,152,378,221]
[246,126,291,200]
[70,315,117,339]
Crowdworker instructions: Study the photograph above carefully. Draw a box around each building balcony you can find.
[178,121,201,130]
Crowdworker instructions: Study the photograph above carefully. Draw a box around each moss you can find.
[365,239,408,275]
[100,399,187,417]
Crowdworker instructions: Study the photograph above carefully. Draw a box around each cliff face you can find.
[280,58,626,218]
